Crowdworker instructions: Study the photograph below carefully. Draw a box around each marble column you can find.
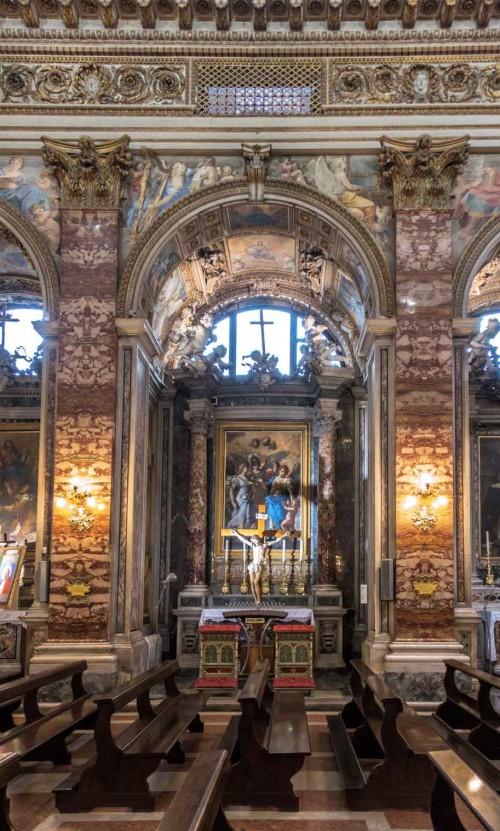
[30,137,132,689]
[380,135,470,687]
[353,385,368,654]
[111,319,162,677]
[313,398,346,668]
[175,398,212,668]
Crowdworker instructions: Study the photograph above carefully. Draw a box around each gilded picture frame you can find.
[0,425,39,546]
[0,544,25,609]
[478,435,500,564]
[215,421,310,555]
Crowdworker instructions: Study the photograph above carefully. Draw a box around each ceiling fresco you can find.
[144,197,372,348]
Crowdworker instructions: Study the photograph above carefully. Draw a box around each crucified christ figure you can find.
[231,529,291,604]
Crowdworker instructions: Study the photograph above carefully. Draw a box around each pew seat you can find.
[429,749,500,831]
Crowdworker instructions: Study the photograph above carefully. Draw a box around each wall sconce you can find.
[55,467,105,533]
[402,471,448,532]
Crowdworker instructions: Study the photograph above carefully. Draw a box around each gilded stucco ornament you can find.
[41,135,132,210]
[242,143,272,202]
[379,133,470,211]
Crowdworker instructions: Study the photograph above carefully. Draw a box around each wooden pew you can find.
[54,659,204,812]
[0,752,20,831]
[158,749,234,831]
[434,660,500,758]
[221,658,310,812]
[328,658,446,811]
[0,662,96,766]
[429,749,500,831]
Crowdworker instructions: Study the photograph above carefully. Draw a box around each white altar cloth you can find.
[200,607,314,626]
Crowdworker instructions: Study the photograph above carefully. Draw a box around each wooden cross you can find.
[250,309,274,355]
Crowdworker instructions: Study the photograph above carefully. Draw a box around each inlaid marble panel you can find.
[48,210,118,641]
[394,212,455,640]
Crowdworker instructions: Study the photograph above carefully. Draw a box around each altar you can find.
[195,606,315,691]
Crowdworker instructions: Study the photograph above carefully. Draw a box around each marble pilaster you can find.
[30,136,131,688]
[359,319,396,670]
[175,397,212,667]
[111,319,162,678]
[380,135,470,684]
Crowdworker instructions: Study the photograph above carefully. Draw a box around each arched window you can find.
[1,303,43,373]
[207,305,342,378]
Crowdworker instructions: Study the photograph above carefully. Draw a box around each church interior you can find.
[2,5,500,828]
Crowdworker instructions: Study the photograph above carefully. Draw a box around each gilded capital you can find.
[41,135,132,210]
[379,133,469,211]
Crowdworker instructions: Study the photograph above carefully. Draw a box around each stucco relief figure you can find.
[163,308,215,369]
[303,314,348,369]
[469,319,500,376]
[230,528,291,604]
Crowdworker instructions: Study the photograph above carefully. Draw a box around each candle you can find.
[487,531,491,554]
[242,543,247,569]
[224,538,229,564]
[282,539,286,564]
[299,538,303,564]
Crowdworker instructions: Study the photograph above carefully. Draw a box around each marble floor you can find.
[7,712,481,831]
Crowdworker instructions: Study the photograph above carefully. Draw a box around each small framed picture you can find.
[0,545,25,609]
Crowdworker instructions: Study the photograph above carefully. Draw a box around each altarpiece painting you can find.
[215,422,310,556]
[478,435,500,562]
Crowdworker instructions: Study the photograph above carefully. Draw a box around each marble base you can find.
[112,631,162,679]
[384,671,448,703]
[174,584,211,668]
[362,631,391,671]
[454,606,481,668]
[312,585,346,669]
[29,641,119,694]
[383,639,468,702]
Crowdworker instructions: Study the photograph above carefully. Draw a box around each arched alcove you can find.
[119,179,395,340]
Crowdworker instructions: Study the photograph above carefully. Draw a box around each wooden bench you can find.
[54,659,204,812]
[435,660,500,759]
[328,658,446,811]
[221,658,310,812]
[0,662,97,767]
[0,752,20,831]
[158,748,234,831]
[429,749,500,831]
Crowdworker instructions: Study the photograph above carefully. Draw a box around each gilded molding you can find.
[41,135,132,210]
[0,198,59,319]
[242,143,271,201]
[118,178,395,319]
[380,133,470,211]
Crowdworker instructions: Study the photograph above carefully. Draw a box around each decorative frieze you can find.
[330,61,500,106]
[2,56,500,114]
[0,61,189,108]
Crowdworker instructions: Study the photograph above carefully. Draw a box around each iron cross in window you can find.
[250,309,274,355]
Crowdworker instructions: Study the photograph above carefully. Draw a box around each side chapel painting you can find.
[479,435,500,561]
[0,155,60,256]
[0,429,39,544]
[216,422,310,550]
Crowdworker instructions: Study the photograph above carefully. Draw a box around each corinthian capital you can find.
[41,135,132,210]
[316,399,342,433]
[379,134,469,211]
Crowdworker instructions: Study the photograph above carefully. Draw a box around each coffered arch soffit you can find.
[119,180,394,352]
[0,197,59,319]
[453,214,500,318]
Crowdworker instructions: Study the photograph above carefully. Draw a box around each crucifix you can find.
[250,309,274,355]
[0,303,18,351]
